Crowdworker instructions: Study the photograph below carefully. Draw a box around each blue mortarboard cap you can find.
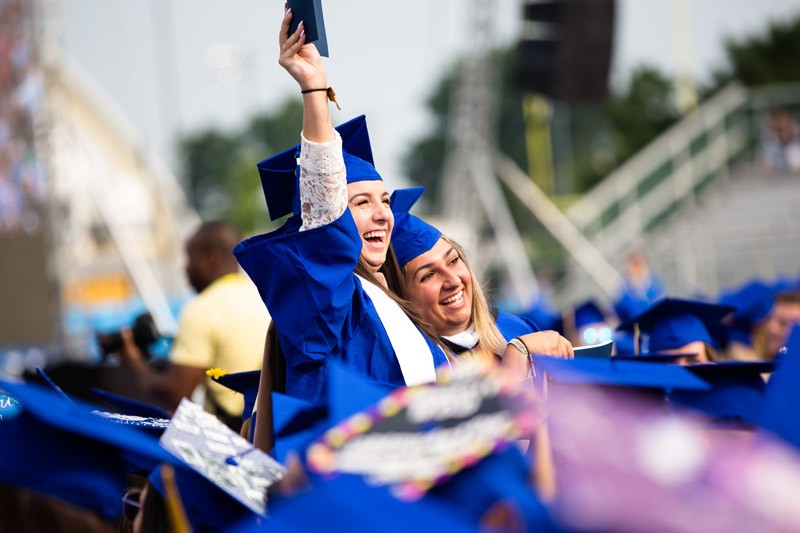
[390,188,443,267]
[270,361,392,462]
[669,361,774,425]
[0,378,176,519]
[427,447,554,530]
[91,387,171,419]
[327,359,394,425]
[613,292,650,323]
[148,463,256,531]
[520,299,560,332]
[760,325,800,448]
[573,300,608,329]
[612,352,692,363]
[570,300,615,346]
[717,279,776,345]
[532,356,711,391]
[619,298,735,352]
[272,392,329,463]
[213,370,261,423]
[261,473,476,532]
[257,115,380,221]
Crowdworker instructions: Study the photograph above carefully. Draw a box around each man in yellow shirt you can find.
[119,221,270,429]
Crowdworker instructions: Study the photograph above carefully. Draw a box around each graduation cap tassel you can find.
[327,87,341,111]
[161,464,193,533]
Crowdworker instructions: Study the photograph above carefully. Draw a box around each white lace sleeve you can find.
[298,130,348,231]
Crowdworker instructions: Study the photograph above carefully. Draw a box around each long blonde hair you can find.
[443,237,508,360]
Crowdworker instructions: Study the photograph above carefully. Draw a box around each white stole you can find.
[356,275,437,386]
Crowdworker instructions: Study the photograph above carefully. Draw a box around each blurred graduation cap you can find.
[147,462,258,532]
[390,187,442,268]
[0,377,177,519]
[617,298,735,354]
[519,298,561,332]
[613,291,650,323]
[532,356,710,392]
[270,361,393,462]
[213,370,261,424]
[31,367,169,433]
[669,361,774,425]
[257,115,380,221]
[717,279,776,346]
[612,352,692,363]
[155,398,285,528]
[427,447,554,530]
[91,387,171,420]
[759,325,800,448]
[556,300,616,347]
[258,473,477,532]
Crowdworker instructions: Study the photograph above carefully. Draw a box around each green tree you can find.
[178,99,304,233]
[606,66,680,164]
[704,14,800,94]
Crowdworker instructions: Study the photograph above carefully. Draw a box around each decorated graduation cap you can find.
[618,297,735,354]
[669,361,774,425]
[0,377,177,520]
[147,463,258,531]
[154,398,285,529]
[257,114,381,221]
[390,187,442,267]
[532,356,710,392]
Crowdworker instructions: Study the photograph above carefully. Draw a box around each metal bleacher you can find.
[501,81,800,307]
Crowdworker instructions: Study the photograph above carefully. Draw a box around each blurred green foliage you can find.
[177,98,303,233]
[178,13,800,235]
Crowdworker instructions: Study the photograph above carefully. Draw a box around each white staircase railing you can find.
[565,83,749,259]
[507,80,800,305]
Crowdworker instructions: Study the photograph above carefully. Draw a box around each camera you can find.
[97,312,160,359]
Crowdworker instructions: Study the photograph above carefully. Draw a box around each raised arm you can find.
[279,8,332,142]
[279,8,346,231]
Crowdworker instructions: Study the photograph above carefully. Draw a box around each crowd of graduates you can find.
[3,6,800,533]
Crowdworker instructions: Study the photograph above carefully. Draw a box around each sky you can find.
[57,0,800,193]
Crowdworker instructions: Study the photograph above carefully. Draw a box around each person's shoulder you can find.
[495,310,540,337]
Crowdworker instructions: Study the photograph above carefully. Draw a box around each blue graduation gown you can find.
[495,311,541,341]
[234,210,446,402]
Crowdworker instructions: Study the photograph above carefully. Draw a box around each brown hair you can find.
[775,290,800,307]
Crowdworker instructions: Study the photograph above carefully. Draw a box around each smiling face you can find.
[403,237,474,336]
[347,180,393,272]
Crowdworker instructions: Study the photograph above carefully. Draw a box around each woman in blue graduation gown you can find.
[389,188,573,377]
[234,10,447,404]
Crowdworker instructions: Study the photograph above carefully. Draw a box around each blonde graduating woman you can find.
[390,188,573,377]
[235,10,448,407]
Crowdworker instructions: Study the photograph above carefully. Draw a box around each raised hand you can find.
[279,8,327,91]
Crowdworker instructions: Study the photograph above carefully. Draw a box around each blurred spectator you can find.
[118,221,270,430]
[613,249,666,322]
[760,106,800,176]
[759,290,800,359]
